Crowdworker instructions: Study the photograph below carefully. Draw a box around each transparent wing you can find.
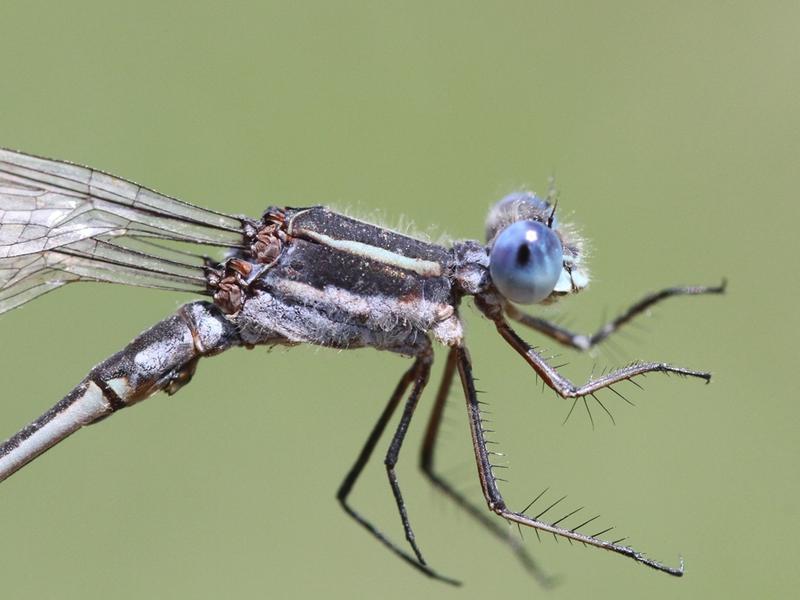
[0,148,248,314]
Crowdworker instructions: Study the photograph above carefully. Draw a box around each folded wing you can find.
[0,148,247,314]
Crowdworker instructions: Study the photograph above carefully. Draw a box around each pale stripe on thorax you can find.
[295,228,443,277]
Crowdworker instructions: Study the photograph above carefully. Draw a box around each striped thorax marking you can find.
[294,228,443,277]
[286,208,446,277]
[238,208,459,348]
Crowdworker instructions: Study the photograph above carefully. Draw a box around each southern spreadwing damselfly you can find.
[0,148,724,584]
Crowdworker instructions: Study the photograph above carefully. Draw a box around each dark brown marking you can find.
[251,224,283,265]
[93,378,127,412]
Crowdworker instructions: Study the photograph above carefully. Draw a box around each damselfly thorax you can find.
[216,206,466,352]
[0,148,724,585]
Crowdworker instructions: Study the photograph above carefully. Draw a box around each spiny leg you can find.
[336,346,457,585]
[455,345,684,576]
[419,347,553,586]
[384,347,435,566]
[504,281,726,351]
[476,297,712,400]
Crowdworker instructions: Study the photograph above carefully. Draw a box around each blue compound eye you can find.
[489,220,563,304]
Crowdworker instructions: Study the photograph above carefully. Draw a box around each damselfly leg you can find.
[504,281,727,351]
[456,345,685,575]
[337,341,458,585]
[460,297,715,575]
[478,294,713,398]
[419,346,553,586]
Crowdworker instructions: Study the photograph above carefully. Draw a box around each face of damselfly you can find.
[484,191,590,305]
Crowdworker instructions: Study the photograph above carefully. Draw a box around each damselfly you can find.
[0,148,723,584]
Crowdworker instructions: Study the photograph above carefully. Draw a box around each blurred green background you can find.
[0,2,796,598]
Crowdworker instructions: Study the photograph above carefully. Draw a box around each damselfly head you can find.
[485,192,589,304]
